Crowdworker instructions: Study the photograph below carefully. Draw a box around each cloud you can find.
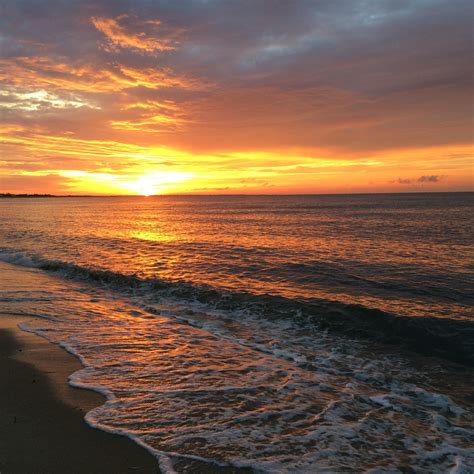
[396,175,445,185]
[91,15,178,54]
[418,175,442,183]
[0,57,195,93]
[0,88,97,111]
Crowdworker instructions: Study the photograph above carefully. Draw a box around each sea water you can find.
[0,193,472,472]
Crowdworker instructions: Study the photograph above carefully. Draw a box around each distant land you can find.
[0,193,97,198]
[0,193,95,198]
[0,193,56,198]
[0,193,57,198]
[1,191,472,199]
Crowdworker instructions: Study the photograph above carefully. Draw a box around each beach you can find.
[0,315,159,474]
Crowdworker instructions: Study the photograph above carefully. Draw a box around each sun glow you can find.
[131,178,155,196]
[123,171,192,196]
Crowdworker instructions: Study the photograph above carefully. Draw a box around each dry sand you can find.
[0,315,160,474]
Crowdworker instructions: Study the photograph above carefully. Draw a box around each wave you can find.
[1,248,473,366]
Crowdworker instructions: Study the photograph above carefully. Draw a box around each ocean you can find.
[0,193,473,472]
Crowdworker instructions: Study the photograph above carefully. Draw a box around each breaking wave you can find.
[1,248,472,366]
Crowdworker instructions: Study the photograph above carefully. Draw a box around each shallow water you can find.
[0,194,473,472]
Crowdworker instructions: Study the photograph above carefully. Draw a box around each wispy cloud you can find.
[91,15,179,54]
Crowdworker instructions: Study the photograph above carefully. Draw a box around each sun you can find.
[127,176,159,196]
[123,171,192,196]
[136,180,156,196]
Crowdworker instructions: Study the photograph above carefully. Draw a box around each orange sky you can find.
[1,1,472,195]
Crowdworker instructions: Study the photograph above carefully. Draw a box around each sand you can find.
[0,315,160,474]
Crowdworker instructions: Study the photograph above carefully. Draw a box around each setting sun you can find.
[130,178,155,196]
[122,171,193,196]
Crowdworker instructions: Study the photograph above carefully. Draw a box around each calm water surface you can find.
[0,193,473,472]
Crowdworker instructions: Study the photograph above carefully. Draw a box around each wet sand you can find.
[0,316,159,474]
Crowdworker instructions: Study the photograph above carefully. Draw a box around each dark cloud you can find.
[395,175,444,185]
[418,175,442,183]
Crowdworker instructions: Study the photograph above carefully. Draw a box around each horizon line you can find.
[1,190,472,198]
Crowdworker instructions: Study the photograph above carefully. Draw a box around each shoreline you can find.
[0,315,159,474]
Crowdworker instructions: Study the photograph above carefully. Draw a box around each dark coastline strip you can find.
[0,324,160,474]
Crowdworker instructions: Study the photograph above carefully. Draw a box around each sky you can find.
[0,0,472,195]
